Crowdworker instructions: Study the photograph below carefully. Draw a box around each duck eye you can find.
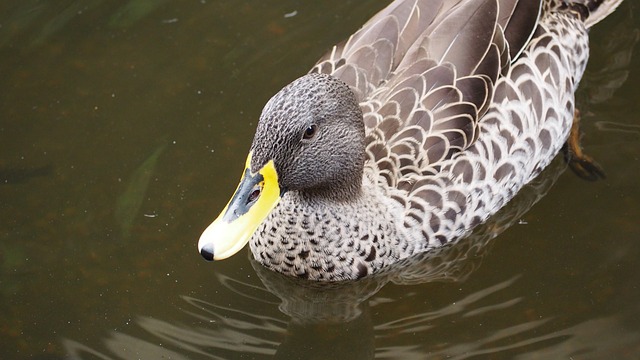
[302,124,317,140]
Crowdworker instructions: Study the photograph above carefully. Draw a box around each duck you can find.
[198,0,623,281]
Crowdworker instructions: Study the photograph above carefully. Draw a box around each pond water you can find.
[1,1,639,359]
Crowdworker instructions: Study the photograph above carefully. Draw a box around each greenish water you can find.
[1,1,639,359]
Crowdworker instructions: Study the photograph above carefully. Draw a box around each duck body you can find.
[199,0,623,281]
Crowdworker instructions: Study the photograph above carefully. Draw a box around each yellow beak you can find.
[198,153,281,261]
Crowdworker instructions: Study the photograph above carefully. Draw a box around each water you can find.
[1,1,639,359]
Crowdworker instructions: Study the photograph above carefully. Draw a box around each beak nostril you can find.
[200,244,215,261]
[248,188,261,203]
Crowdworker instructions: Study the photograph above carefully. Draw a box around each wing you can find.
[310,1,542,190]
[312,0,452,101]
[397,9,587,248]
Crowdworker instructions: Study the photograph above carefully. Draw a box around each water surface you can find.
[1,1,639,359]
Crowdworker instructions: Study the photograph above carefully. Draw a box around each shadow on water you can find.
[1,0,640,359]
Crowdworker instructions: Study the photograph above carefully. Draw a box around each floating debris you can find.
[284,10,298,18]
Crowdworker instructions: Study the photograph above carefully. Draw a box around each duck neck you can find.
[298,174,363,204]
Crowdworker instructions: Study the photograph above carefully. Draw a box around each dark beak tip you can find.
[200,244,215,261]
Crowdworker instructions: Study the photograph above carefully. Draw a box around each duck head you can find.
[198,73,365,261]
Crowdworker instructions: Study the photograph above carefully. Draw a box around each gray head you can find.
[250,73,365,200]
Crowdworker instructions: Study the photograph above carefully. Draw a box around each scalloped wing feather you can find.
[312,0,543,193]
[498,0,544,60]
[312,0,453,99]
[414,0,499,76]
[543,0,624,28]
[396,12,591,249]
